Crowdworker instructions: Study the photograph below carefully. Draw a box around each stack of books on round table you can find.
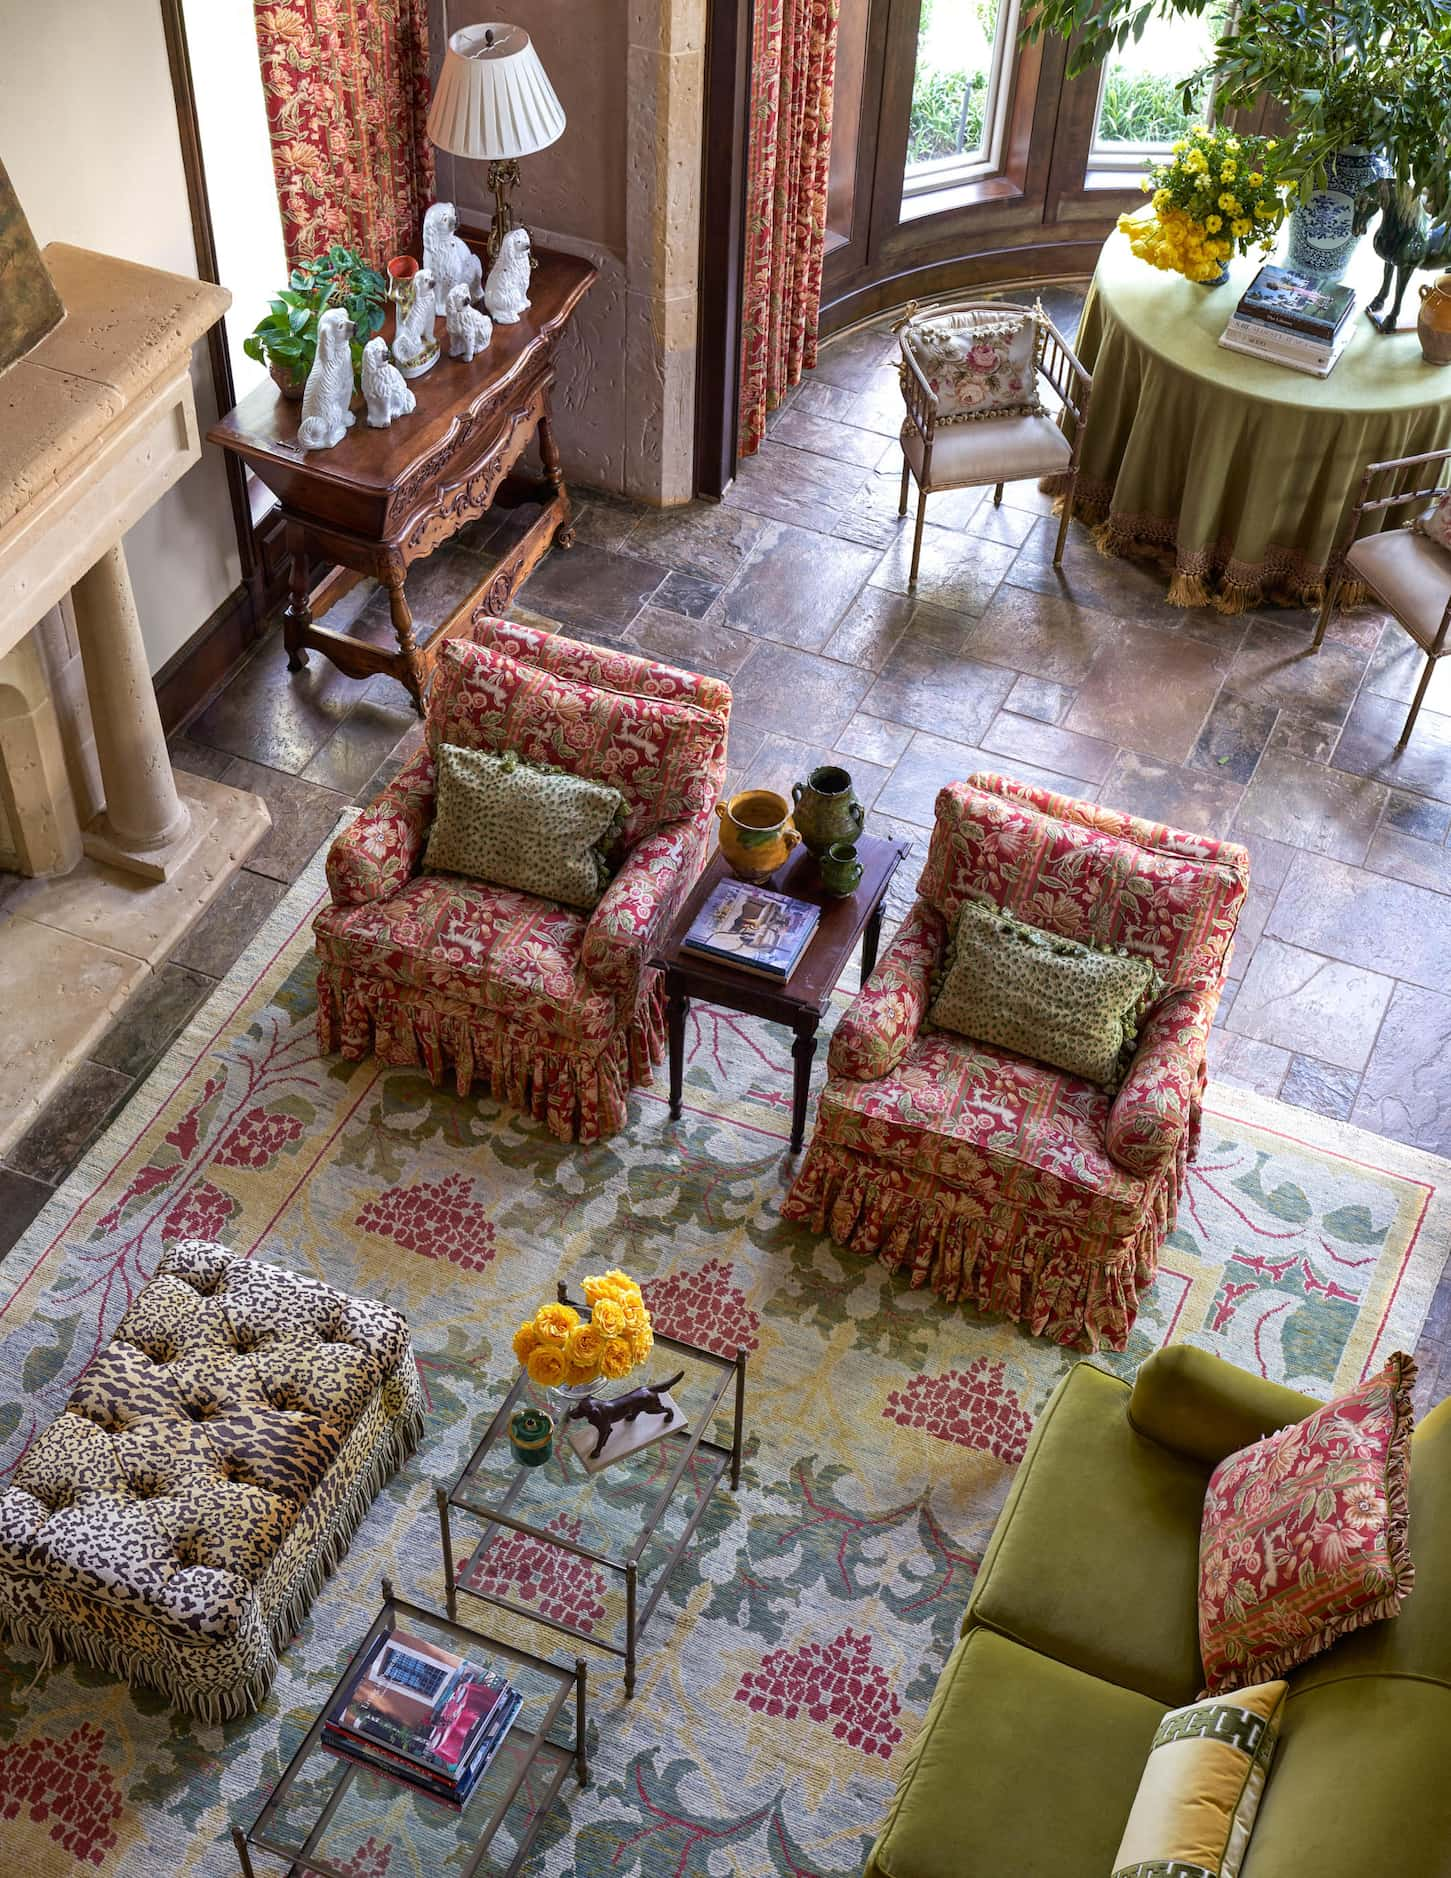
[323,1624,522,1808]
[1218,264,1357,377]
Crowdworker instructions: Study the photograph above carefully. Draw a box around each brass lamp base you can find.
[485,158,521,263]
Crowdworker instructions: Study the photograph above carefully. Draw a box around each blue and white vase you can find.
[1285,146,1385,281]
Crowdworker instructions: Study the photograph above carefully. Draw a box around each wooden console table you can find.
[208,247,595,711]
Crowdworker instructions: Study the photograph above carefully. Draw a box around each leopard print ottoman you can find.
[0,1240,424,1721]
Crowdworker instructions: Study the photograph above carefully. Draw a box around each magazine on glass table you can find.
[681,879,820,981]
[322,1624,521,1807]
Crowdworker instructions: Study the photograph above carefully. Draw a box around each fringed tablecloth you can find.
[1059,231,1451,614]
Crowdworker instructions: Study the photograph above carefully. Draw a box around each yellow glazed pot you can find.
[1418,275,1451,366]
[714,789,801,885]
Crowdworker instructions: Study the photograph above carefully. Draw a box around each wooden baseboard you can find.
[820,236,1110,336]
[153,507,292,732]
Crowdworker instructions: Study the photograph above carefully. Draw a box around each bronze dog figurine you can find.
[567,1370,686,1460]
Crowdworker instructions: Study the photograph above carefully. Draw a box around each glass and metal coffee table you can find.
[438,1292,748,1697]
[232,1582,587,1878]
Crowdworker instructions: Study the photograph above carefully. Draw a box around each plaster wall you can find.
[1,0,240,671]
[429,0,703,504]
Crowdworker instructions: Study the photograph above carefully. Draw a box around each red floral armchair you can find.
[314,619,731,1141]
[782,774,1250,1350]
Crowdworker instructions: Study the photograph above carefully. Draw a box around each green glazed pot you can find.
[819,840,864,898]
[509,1404,554,1467]
[791,765,865,858]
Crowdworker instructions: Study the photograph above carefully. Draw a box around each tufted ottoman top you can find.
[1,1241,413,1645]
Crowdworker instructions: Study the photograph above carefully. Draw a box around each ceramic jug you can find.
[715,789,801,885]
[791,765,865,858]
[819,841,864,898]
[1418,275,1451,366]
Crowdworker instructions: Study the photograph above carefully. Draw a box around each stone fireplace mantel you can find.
[0,243,270,1152]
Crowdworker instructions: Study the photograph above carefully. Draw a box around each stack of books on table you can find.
[323,1627,522,1808]
[1218,264,1357,377]
[681,879,820,982]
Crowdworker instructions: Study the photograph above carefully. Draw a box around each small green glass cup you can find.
[819,840,863,897]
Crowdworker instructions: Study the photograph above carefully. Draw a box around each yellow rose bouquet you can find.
[1117,125,1285,285]
[512,1270,654,1396]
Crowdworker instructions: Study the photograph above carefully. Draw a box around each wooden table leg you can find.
[538,399,575,549]
[382,562,430,715]
[861,898,887,987]
[790,1017,820,1153]
[283,524,311,672]
[667,984,689,1119]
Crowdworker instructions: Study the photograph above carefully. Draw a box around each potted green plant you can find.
[243,246,388,399]
[1025,0,1451,276]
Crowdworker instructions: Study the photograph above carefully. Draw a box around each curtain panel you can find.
[738,0,841,455]
[253,0,435,270]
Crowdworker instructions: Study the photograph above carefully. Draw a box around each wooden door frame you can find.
[694,0,755,498]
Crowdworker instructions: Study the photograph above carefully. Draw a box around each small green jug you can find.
[819,840,864,897]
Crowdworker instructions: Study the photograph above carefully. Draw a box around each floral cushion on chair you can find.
[423,744,626,910]
[1197,1352,1417,1694]
[427,639,724,856]
[928,897,1161,1088]
[1413,489,1451,552]
[900,308,1043,423]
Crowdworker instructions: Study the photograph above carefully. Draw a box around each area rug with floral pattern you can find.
[1,836,1448,1876]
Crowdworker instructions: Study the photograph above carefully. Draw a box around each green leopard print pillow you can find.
[423,744,627,910]
[928,896,1163,1089]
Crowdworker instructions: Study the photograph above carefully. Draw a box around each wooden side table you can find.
[207,246,595,712]
[652,834,912,1151]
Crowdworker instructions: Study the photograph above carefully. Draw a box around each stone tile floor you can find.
[4,282,1448,1406]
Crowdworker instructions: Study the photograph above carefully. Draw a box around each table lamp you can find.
[427,23,566,262]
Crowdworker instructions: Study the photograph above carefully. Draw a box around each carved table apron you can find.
[208,247,595,712]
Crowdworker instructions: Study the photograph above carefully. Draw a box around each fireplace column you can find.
[71,542,192,876]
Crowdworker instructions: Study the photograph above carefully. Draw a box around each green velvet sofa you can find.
[867,1344,1451,1878]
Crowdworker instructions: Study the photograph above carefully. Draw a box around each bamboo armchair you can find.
[896,301,1092,584]
[1315,446,1451,747]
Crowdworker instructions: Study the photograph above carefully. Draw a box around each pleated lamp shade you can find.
[427,24,566,161]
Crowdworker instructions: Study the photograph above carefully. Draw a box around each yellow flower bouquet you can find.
[1118,125,1285,285]
[512,1270,654,1398]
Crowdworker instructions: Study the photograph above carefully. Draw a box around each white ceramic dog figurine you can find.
[361,336,416,427]
[296,306,355,451]
[423,200,483,306]
[391,266,439,379]
[484,227,532,324]
[445,283,493,362]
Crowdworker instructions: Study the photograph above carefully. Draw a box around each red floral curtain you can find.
[738,0,840,456]
[253,0,435,269]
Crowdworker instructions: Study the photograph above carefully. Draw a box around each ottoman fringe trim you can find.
[781,1140,1189,1352]
[0,1404,425,1724]
[315,966,667,1143]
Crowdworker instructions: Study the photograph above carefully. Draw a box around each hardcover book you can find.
[681,880,820,980]
[1218,310,1353,378]
[1237,264,1355,340]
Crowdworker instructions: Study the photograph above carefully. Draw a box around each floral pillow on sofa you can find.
[900,308,1043,424]
[1197,1351,1416,1694]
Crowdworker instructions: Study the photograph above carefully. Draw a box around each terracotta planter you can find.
[1418,275,1451,366]
[714,789,800,885]
[269,359,308,401]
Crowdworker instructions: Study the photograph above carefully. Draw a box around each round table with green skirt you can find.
[1066,229,1451,614]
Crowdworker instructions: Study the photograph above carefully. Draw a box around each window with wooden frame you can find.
[1086,4,1228,175]
[901,0,1024,207]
